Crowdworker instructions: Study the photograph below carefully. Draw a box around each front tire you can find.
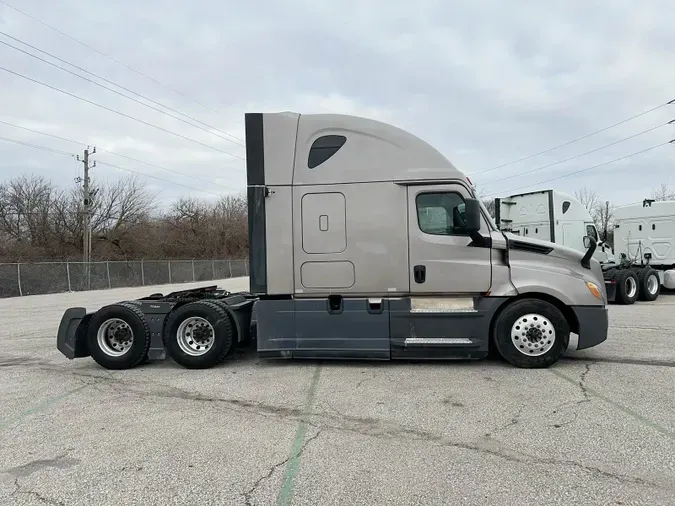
[163,300,235,369]
[492,298,570,368]
[87,302,151,370]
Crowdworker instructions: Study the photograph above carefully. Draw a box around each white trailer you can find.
[495,190,662,305]
[613,199,675,290]
[494,189,603,257]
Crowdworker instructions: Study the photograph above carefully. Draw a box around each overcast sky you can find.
[0,0,673,208]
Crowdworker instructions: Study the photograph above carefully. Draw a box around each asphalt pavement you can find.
[1,279,673,505]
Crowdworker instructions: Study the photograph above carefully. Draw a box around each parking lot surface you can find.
[1,279,674,505]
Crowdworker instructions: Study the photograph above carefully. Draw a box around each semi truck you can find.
[495,189,670,304]
[613,198,675,292]
[56,111,609,370]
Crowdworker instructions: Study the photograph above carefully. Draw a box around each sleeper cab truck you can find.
[56,111,609,370]
[495,189,665,305]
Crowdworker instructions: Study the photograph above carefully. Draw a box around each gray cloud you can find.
[1,0,674,208]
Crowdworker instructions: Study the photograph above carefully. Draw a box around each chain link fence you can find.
[0,259,249,298]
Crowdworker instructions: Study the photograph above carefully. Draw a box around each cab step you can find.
[404,337,474,346]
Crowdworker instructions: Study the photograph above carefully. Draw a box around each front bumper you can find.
[572,305,609,350]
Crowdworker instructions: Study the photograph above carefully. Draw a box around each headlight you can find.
[585,281,603,300]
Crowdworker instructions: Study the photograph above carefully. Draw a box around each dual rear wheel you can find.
[86,300,235,370]
[607,268,660,304]
[162,301,235,369]
[636,268,660,301]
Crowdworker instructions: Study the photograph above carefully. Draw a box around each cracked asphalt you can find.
[1,278,674,505]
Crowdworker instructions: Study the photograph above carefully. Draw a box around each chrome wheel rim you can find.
[97,318,134,357]
[625,275,637,298]
[647,274,659,295]
[511,313,556,356]
[176,317,215,356]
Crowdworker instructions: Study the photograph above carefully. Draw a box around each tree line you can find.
[2,172,674,263]
[0,174,248,263]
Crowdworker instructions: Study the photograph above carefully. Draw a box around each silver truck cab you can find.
[247,112,608,368]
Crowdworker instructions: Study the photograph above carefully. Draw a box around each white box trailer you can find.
[494,189,602,254]
[613,199,675,289]
[495,190,663,304]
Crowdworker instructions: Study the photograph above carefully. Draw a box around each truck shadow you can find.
[148,338,675,370]
[559,355,675,368]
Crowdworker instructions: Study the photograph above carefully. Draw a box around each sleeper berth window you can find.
[308,135,347,168]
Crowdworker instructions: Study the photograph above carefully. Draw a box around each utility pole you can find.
[603,200,609,242]
[76,147,96,288]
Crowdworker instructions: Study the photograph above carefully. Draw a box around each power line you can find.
[1,211,124,220]
[94,161,225,197]
[0,135,234,197]
[0,36,244,146]
[0,0,231,121]
[482,139,675,198]
[0,119,83,146]
[0,33,245,147]
[479,120,673,187]
[0,134,76,157]
[0,65,246,162]
[469,97,675,176]
[0,119,242,191]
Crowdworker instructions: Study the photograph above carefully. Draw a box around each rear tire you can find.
[616,270,639,304]
[492,298,570,369]
[637,268,660,301]
[87,302,151,370]
[163,300,235,369]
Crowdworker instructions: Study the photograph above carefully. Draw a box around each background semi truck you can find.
[56,112,609,370]
[495,189,673,304]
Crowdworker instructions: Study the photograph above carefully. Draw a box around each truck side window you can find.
[416,192,469,236]
[308,135,347,168]
[562,201,571,214]
[586,225,598,241]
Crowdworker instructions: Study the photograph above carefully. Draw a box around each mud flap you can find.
[604,280,617,302]
[56,307,91,359]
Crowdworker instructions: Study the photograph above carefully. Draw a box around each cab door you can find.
[407,184,492,294]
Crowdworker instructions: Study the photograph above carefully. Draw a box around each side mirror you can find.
[581,235,597,269]
[464,198,481,233]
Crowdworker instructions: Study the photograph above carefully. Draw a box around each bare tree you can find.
[649,183,675,201]
[88,175,158,259]
[574,186,600,214]
[161,193,248,259]
[0,174,72,260]
[0,172,249,262]
[594,200,615,245]
[473,184,496,219]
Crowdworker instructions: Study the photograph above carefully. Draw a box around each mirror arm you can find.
[469,231,492,248]
[581,236,597,269]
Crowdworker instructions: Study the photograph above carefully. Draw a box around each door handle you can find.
[414,265,426,284]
